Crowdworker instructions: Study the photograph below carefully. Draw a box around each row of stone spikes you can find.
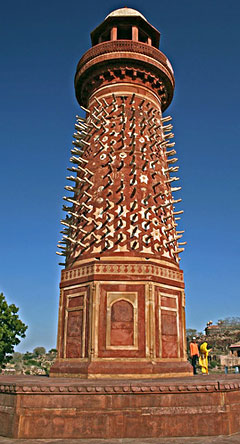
[56,95,186,264]
[57,107,94,263]
[160,117,186,257]
[56,116,185,260]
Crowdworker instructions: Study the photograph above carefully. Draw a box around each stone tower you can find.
[51,8,191,378]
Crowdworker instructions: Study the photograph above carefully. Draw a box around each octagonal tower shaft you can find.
[51,8,191,378]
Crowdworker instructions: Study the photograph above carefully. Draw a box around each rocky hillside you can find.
[1,347,57,376]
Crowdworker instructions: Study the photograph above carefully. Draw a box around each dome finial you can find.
[105,7,147,21]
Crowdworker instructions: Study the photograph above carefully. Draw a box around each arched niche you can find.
[106,292,138,350]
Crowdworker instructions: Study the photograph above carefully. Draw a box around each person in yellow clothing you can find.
[199,342,212,374]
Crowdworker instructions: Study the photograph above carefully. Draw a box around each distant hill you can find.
[1,347,57,376]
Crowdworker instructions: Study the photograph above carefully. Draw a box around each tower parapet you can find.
[51,7,191,378]
[75,8,174,111]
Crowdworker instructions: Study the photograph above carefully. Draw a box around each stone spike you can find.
[164,132,174,140]
[72,140,86,148]
[91,113,101,122]
[63,196,77,205]
[75,122,89,131]
[79,228,87,234]
[84,177,93,186]
[161,115,172,123]
[147,106,154,115]
[75,124,86,132]
[80,129,89,137]
[165,225,176,232]
[173,210,184,215]
[76,118,90,127]
[158,140,168,147]
[153,181,161,192]
[143,194,151,205]
[162,124,173,132]
[95,97,101,106]
[131,240,138,250]
[174,247,185,254]
[81,202,91,211]
[129,111,135,121]
[165,176,180,183]
[70,156,83,165]
[60,220,76,230]
[76,114,86,121]
[175,234,183,240]
[83,190,92,199]
[71,148,83,156]
[79,139,90,146]
[68,211,80,218]
[153,191,162,202]
[171,187,182,192]
[117,160,124,171]
[165,166,179,173]
[80,105,90,113]
[129,164,136,176]
[130,200,137,211]
[116,179,124,193]
[64,185,75,192]
[57,245,67,250]
[62,204,73,212]
[130,93,135,104]
[91,120,101,130]
[166,149,176,156]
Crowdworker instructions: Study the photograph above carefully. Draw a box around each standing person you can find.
[190,337,199,375]
[199,342,212,374]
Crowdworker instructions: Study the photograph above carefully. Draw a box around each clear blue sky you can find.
[1,0,240,352]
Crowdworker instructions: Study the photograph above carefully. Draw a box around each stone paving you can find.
[1,435,240,444]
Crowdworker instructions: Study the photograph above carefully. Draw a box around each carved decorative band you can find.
[0,380,239,394]
[76,40,174,82]
[61,263,183,283]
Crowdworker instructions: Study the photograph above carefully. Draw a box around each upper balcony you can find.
[91,7,160,48]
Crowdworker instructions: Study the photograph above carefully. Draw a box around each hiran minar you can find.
[51,8,191,378]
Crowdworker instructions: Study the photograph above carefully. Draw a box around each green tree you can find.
[33,346,46,356]
[0,293,27,366]
[48,348,57,354]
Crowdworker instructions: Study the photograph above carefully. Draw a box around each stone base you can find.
[0,374,240,439]
[50,359,192,379]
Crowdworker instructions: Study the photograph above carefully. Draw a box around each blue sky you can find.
[1,0,240,352]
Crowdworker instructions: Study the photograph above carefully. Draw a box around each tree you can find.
[218,317,240,329]
[11,352,23,363]
[0,293,27,367]
[33,346,46,356]
[48,348,57,354]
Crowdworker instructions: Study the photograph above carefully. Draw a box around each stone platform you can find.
[0,374,240,439]
[1,434,240,444]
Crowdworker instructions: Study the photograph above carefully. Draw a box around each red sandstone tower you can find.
[51,8,192,378]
